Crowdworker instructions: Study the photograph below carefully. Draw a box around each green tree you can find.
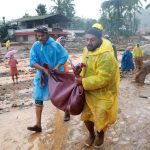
[145,4,150,9]
[71,17,86,29]
[144,0,150,9]
[70,17,97,30]
[0,25,8,43]
[85,19,97,31]
[36,4,47,16]
[22,13,31,18]
[100,0,142,37]
[50,0,75,19]
[2,16,5,25]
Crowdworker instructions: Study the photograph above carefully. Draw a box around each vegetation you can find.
[36,4,47,16]
[0,25,9,43]
[50,0,75,19]
[22,13,31,18]
[145,4,150,9]
[99,0,144,37]
[144,0,150,9]
[70,17,97,30]
[9,0,150,39]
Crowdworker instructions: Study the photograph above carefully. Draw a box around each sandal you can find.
[27,125,42,132]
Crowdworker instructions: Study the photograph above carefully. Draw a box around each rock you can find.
[119,140,130,145]
[120,121,125,125]
[0,96,4,101]
[47,128,54,134]
[107,136,113,140]
[4,109,10,112]
[11,103,18,107]
[130,126,136,132]
[25,102,33,107]
[6,102,10,105]
[112,138,119,142]
[111,131,116,136]
[139,95,148,99]
[125,137,130,141]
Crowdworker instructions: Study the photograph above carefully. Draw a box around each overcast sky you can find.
[0,0,104,21]
[0,0,148,21]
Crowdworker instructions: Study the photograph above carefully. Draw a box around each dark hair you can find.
[34,26,49,34]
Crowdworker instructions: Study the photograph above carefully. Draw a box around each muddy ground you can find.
[0,47,150,150]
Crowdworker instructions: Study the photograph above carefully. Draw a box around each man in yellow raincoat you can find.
[133,43,143,70]
[6,40,10,50]
[75,24,120,148]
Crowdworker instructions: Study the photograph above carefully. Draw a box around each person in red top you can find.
[8,55,18,84]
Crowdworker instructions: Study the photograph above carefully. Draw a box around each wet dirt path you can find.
[0,76,150,150]
[1,54,150,149]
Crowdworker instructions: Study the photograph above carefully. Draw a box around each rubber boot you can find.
[94,130,104,148]
[84,121,95,146]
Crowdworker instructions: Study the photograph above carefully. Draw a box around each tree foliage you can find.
[84,19,97,31]
[0,25,8,43]
[100,0,143,37]
[144,0,150,9]
[50,0,75,19]
[36,4,47,16]
[71,17,86,30]
[22,13,31,18]
[70,17,97,30]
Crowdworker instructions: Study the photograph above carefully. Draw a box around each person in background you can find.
[56,36,69,72]
[27,26,68,132]
[8,55,18,84]
[133,43,143,71]
[75,24,120,148]
[6,40,10,50]
[56,36,70,121]
[121,47,134,73]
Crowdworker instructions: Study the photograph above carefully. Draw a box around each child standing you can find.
[8,55,18,84]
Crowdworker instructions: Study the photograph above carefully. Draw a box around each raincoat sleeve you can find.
[121,51,126,63]
[140,48,143,57]
[56,43,69,65]
[29,44,40,68]
[82,52,117,90]
[132,47,137,57]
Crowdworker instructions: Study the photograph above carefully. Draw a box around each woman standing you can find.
[121,47,134,73]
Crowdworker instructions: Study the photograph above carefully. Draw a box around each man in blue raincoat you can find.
[27,26,68,132]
